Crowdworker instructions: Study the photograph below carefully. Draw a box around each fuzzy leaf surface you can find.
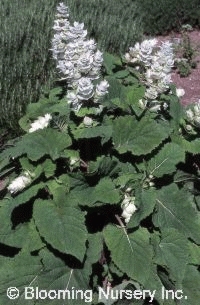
[147,143,185,177]
[73,125,112,143]
[112,116,170,155]
[153,184,200,243]
[33,200,87,262]
[181,265,200,305]
[67,178,120,207]
[0,249,91,305]
[103,225,153,286]
[0,129,72,162]
[0,199,43,250]
[153,229,189,284]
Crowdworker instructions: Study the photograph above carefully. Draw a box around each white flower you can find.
[121,194,137,224]
[29,114,52,133]
[83,116,93,126]
[7,171,32,194]
[193,102,200,116]
[70,157,79,166]
[84,39,96,51]
[93,50,103,67]
[69,22,87,39]
[122,210,131,218]
[194,116,200,126]
[138,99,147,109]
[140,39,157,55]
[95,80,109,98]
[87,67,100,80]
[77,52,93,73]
[186,109,194,121]
[176,88,185,98]
[149,104,161,112]
[77,77,94,100]
[57,61,75,79]
[163,102,168,110]
[145,87,158,100]
[124,52,132,62]
[67,91,79,107]
[56,2,69,18]
[186,124,193,131]
[123,202,137,214]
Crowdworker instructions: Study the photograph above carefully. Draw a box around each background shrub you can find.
[137,0,200,35]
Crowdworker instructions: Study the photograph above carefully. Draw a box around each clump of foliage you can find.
[137,0,200,35]
[0,3,200,305]
[174,25,197,77]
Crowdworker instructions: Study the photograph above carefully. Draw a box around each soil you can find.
[155,29,200,106]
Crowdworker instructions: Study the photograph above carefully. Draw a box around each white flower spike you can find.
[125,38,174,112]
[51,2,109,111]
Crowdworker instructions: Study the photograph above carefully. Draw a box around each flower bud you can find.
[122,210,131,219]
[186,109,194,121]
[176,88,185,98]
[124,202,137,214]
[83,116,93,126]
[193,104,200,116]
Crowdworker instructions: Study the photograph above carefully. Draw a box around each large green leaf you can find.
[181,265,200,305]
[103,52,122,75]
[125,86,146,116]
[172,135,200,154]
[41,158,56,178]
[0,129,72,162]
[142,263,164,305]
[88,156,120,178]
[147,143,185,178]
[153,184,200,243]
[34,249,92,305]
[128,188,156,228]
[73,125,112,144]
[33,199,87,262]
[8,182,45,208]
[0,251,42,305]
[103,225,153,286]
[188,242,200,265]
[0,248,92,305]
[0,198,43,250]
[67,178,120,207]
[112,116,170,155]
[153,229,189,284]
[114,70,130,79]
[169,93,183,131]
